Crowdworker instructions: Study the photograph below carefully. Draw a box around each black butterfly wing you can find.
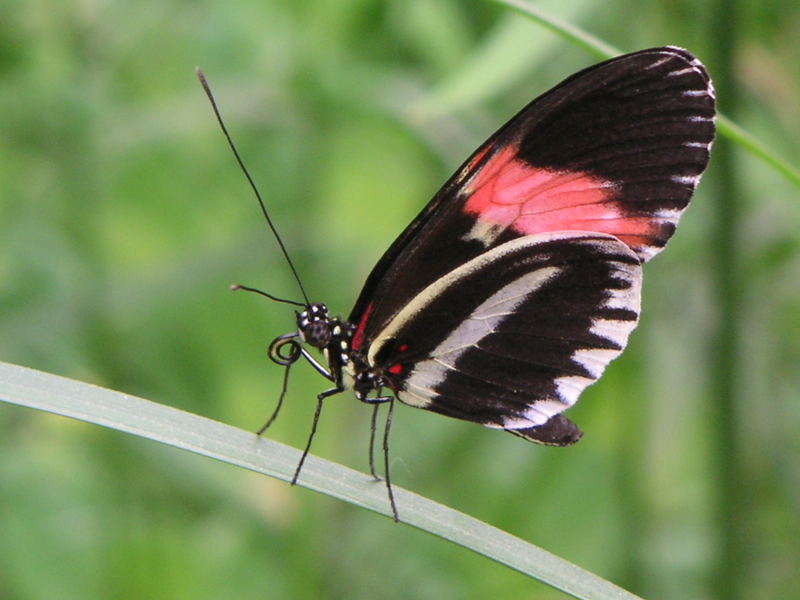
[349,46,715,348]
[364,233,642,444]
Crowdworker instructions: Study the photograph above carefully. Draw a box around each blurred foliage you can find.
[1,0,799,599]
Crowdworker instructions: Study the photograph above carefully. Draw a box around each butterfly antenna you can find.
[196,67,310,306]
[230,284,305,307]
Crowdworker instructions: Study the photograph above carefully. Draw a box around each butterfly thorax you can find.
[297,303,386,400]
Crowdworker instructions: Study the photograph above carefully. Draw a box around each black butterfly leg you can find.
[383,397,398,522]
[368,404,382,481]
[260,333,305,435]
[291,385,345,486]
[362,390,398,520]
[257,361,293,435]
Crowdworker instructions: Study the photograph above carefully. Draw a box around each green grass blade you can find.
[488,0,619,58]
[411,0,597,120]
[717,115,800,186]
[488,0,800,187]
[0,360,642,600]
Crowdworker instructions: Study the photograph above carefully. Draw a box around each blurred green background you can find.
[1,0,798,598]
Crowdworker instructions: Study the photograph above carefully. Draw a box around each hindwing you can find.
[365,232,642,444]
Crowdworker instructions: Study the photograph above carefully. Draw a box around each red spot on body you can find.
[463,144,659,253]
[352,302,373,351]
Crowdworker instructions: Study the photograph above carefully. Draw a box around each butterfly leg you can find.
[261,331,337,435]
[368,404,382,481]
[382,397,398,522]
[291,385,345,486]
[258,334,304,435]
[363,389,394,481]
[359,391,399,521]
[257,361,293,435]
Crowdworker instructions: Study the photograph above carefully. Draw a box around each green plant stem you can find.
[709,1,743,598]
[487,0,619,58]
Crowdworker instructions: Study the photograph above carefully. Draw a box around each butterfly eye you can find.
[303,320,332,348]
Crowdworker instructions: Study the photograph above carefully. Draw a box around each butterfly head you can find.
[297,303,333,348]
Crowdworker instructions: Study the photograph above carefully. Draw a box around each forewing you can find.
[349,47,714,348]
[366,233,642,439]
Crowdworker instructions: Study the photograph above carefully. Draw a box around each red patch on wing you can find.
[463,144,657,253]
[351,302,373,351]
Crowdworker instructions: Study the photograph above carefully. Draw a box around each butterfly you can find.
[200,46,716,521]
